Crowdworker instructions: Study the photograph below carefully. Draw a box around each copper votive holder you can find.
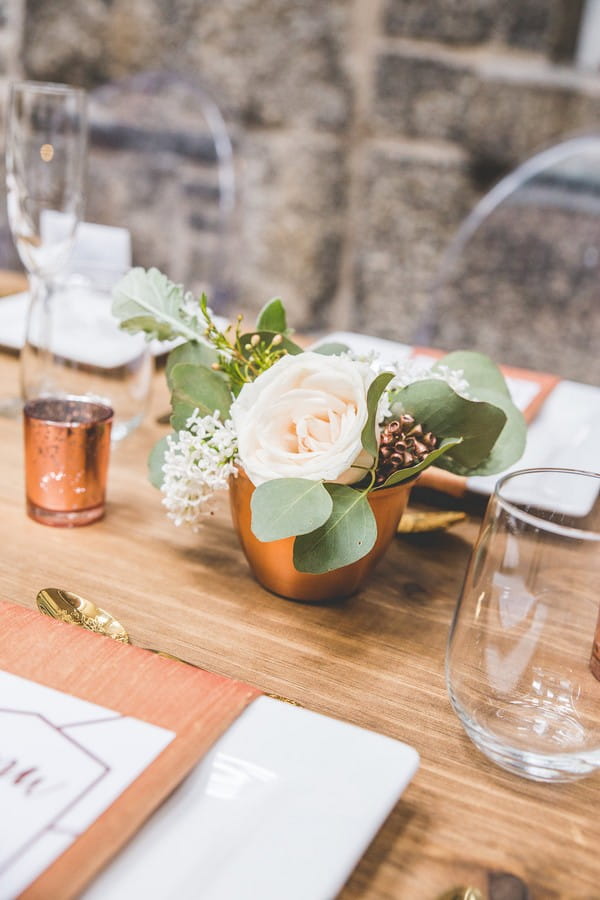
[24,396,113,527]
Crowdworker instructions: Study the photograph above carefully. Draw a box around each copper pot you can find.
[229,469,413,603]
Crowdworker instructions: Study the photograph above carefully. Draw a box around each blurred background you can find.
[0,0,599,345]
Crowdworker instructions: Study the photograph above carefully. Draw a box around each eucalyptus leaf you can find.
[293,484,377,574]
[464,387,527,475]
[377,436,463,488]
[148,435,171,489]
[166,341,220,390]
[312,342,351,356]
[256,298,287,333]
[361,372,394,459]
[435,350,511,399]
[112,267,201,343]
[391,380,507,473]
[250,478,333,541]
[170,363,232,430]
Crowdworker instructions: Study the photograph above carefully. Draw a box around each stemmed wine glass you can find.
[5,80,87,408]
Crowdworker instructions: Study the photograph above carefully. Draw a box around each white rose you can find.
[230,351,374,486]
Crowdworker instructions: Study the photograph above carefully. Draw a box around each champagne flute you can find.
[5,80,87,407]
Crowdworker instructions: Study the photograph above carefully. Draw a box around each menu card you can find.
[0,602,261,900]
[0,671,174,900]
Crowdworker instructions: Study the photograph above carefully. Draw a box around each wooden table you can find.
[3,367,599,900]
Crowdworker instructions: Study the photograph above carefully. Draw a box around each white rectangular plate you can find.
[84,696,419,900]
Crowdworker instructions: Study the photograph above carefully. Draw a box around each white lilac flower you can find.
[379,361,472,423]
[387,359,471,397]
[161,410,238,530]
[343,349,471,423]
[342,348,471,399]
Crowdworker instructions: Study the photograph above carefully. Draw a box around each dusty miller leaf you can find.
[112,267,201,343]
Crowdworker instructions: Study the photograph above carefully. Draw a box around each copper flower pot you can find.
[229,470,413,603]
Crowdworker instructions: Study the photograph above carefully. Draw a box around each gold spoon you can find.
[35,587,303,706]
[398,509,467,534]
[36,587,204,663]
[437,890,483,900]
[36,588,130,643]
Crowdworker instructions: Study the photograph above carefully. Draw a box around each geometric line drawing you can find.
[0,709,114,876]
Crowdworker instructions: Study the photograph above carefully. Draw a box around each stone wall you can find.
[0,0,598,344]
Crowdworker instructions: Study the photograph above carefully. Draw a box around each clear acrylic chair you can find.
[86,70,237,316]
[416,135,600,386]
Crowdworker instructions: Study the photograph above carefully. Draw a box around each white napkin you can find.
[41,215,132,280]
[0,222,133,356]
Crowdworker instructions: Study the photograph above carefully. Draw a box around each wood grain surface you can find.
[1,358,598,900]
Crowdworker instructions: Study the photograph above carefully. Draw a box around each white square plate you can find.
[84,697,419,900]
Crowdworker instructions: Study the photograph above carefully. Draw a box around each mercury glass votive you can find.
[23,396,113,526]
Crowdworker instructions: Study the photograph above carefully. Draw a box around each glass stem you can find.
[21,274,55,401]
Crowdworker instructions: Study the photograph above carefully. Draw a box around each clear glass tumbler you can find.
[446,467,600,782]
[22,266,153,442]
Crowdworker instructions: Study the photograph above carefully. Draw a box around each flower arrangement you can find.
[112,268,526,576]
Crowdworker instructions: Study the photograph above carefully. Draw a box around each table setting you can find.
[1,78,600,900]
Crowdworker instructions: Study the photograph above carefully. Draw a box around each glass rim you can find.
[24,395,114,426]
[9,79,86,99]
[493,466,600,541]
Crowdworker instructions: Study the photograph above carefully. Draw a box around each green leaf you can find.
[148,435,171,488]
[312,342,351,356]
[250,478,333,542]
[166,341,220,390]
[112,267,201,343]
[293,484,377,574]
[361,372,394,459]
[377,436,463,488]
[170,363,232,430]
[466,388,527,475]
[435,351,511,399]
[391,380,507,474]
[238,331,303,357]
[118,315,176,342]
[256,298,287,333]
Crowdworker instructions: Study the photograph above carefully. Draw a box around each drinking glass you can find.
[446,467,600,782]
[5,80,87,407]
[30,265,154,442]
